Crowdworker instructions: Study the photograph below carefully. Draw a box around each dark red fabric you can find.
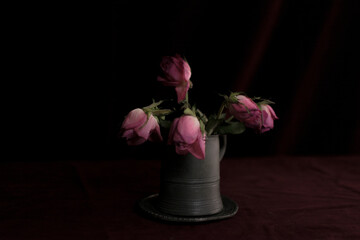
[1,156,360,239]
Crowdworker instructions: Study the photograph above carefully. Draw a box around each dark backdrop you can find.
[110,0,359,160]
[26,0,359,161]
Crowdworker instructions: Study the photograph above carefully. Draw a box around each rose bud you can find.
[168,115,205,159]
[157,55,191,103]
[259,104,278,133]
[228,95,262,130]
[120,108,163,145]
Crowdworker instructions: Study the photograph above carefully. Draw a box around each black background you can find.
[14,0,359,161]
[110,0,359,160]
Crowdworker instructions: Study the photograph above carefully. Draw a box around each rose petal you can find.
[262,109,274,129]
[260,127,271,133]
[187,131,205,159]
[174,116,199,145]
[259,104,278,133]
[157,76,178,87]
[175,81,190,103]
[127,136,147,146]
[267,105,279,119]
[237,95,259,111]
[121,108,147,130]
[167,61,184,83]
[175,143,190,155]
[244,113,262,130]
[135,115,157,140]
[182,61,191,81]
[122,129,134,139]
[149,123,163,142]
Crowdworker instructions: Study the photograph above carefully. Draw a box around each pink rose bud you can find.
[120,108,163,145]
[228,95,262,130]
[157,55,191,103]
[259,104,278,133]
[168,115,205,159]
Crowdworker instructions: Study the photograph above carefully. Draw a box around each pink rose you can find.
[157,55,191,103]
[228,95,262,130]
[120,108,162,145]
[260,104,278,133]
[168,115,205,159]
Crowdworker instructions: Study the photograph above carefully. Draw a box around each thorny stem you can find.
[182,91,191,109]
[217,101,226,120]
[208,101,227,136]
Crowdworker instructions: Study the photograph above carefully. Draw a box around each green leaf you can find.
[225,115,234,123]
[196,109,208,123]
[229,95,239,103]
[205,116,222,134]
[219,94,231,103]
[230,91,246,97]
[192,104,196,113]
[256,99,275,106]
[218,113,227,120]
[222,92,240,104]
[159,119,172,129]
[199,119,206,135]
[183,108,195,116]
[151,109,172,116]
[216,121,246,135]
[143,100,164,110]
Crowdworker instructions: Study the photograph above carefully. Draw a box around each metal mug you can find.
[157,135,227,216]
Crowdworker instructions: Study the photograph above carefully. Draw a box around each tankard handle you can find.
[219,135,227,161]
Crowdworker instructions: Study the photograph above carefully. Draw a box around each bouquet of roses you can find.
[119,55,278,159]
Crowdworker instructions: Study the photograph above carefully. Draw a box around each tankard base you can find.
[138,193,238,223]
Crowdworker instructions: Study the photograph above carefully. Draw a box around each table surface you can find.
[1,156,360,240]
